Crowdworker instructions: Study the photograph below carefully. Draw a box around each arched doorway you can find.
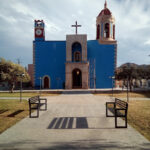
[72,69,82,88]
[43,76,50,89]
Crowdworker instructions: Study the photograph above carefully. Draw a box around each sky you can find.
[0,0,150,67]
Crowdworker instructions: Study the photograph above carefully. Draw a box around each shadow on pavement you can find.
[1,140,149,150]
[0,138,150,150]
[48,117,88,129]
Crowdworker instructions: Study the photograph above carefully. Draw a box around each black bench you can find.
[106,98,128,128]
[28,96,47,118]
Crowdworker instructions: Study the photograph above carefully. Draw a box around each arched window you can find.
[96,25,100,39]
[72,42,82,62]
[74,51,81,62]
[104,23,110,38]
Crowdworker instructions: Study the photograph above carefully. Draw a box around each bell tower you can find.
[96,0,116,44]
[34,20,45,41]
[65,21,89,89]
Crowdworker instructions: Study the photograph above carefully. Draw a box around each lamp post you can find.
[127,76,129,103]
[109,76,115,97]
[17,73,25,102]
[39,77,42,95]
[126,63,130,103]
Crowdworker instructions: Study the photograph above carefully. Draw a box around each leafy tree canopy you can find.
[115,63,150,91]
[0,58,30,92]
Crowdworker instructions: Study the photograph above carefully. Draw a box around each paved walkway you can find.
[117,97,150,101]
[0,97,28,100]
[0,94,150,150]
[0,96,150,101]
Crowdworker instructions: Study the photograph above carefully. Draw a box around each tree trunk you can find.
[129,80,133,92]
[10,83,15,93]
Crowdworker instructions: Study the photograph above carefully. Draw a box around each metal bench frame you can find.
[106,98,128,128]
[28,96,47,118]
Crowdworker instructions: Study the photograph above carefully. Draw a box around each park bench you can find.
[28,96,47,118]
[106,98,128,128]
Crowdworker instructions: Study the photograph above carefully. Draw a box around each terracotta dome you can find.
[98,0,111,17]
[98,8,111,16]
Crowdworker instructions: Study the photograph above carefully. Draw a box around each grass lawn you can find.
[0,99,29,134]
[95,91,150,98]
[0,93,59,134]
[128,100,150,141]
[0,92,59,97]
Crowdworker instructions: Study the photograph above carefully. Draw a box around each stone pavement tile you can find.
[0,94,149,150]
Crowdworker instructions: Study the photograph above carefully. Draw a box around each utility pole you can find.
[16,58,21,65]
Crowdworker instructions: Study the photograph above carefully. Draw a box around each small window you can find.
[74,51,81,62]
[37,22,42,27]
[104,23,109,38]
[96,25,100,39]
[113,25,115,39]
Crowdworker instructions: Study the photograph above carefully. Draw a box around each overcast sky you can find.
[0,0,150,67]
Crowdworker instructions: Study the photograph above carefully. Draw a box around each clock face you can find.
[36,29,42,36]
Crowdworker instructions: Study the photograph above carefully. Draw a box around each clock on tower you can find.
[34,20,45,41]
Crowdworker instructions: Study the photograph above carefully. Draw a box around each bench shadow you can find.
[48,117,88,129]
[7,110,24,117]
[0,109,9,114]
[47,117,115,129]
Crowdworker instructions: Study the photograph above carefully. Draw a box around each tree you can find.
[115,63,138,91]
[0,58,30,92]
[116,63,150,91]
[137,65,150,80]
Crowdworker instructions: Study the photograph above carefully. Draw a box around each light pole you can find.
[109,76,115,97]
[127,76,129,103]
[39,77,42,95]
[17,73,25,102]
[126,63,130,103]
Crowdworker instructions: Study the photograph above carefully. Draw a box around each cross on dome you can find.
[71,21,81,34]
[104,0,107,9]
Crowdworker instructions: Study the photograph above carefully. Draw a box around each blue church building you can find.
[33,1,117,89]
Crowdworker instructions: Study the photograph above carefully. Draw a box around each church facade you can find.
[33,1,117,89]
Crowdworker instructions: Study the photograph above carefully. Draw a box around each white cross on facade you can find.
[71,21,81,34]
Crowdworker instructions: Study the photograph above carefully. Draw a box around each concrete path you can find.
[0,94,150,150]
[0,97,28,100]
[0,96,150,101]
[116,97,150,101]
